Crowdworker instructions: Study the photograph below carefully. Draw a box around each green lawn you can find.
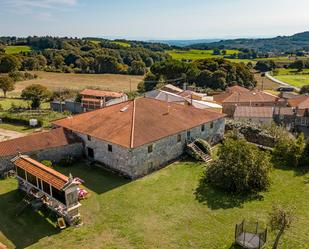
[5,46,32,54]
[0,98,49,111]
[273,69,309,87]
[167,49,239,60]
[0,160,309,248]
[0,123,36,133]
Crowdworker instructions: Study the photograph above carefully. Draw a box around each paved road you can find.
[0,128,26,142]
[265,72,300,91]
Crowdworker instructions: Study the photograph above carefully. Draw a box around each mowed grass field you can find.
[5,46,32,54]
[273,69,309,87]
[111,41,131,47]
[1,160,309,249]
[9,71,143,97]
[167,49,305,64]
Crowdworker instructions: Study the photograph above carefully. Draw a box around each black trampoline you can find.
[234,220,267,249]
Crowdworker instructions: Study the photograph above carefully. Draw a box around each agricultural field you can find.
[0,160,309,248]
[167,49,305,65]
[111,41,131,47]
[8,71,143,97]
[5,45,32,54]
[167,49,240,61]
[272,68,309,87]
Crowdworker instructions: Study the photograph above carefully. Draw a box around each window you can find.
[42,181,51,195]
[201,124,205,132]
[177,134,181,143]
[87,135,91,141]
[148,162,154,169]
[210,121,214,129]
[187,131,191,139]
[16,167,26,179]
[51,186,66,204]
[148,144,153,153]
[26,172,37,187]
[87,147,94,158]
[108,144,113,152]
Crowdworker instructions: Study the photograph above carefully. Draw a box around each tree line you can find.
[138,58,256,92]
[0,36,171,75]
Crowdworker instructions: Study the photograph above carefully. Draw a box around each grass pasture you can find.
[273,68,309,87]
[111,41,131,47]
[5,46,32,54]
[0,160,309,248]
[167,49,240,61]
[8,71,143,97]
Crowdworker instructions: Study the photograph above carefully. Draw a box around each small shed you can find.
[11,155,81,225]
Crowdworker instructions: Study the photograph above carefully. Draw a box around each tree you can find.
[300,85,309,94]
[300,139,309,167]
[21,84,51,109]
[138,72,158,93]
[273,133,305,167]
[0,76,15,98]
[129,60,146,75]
[213,48,221,55]
[254,60,276,72]
[269,204,295,249]
[94,55,120,74]
[289,60,304,72]
[0,55,20,73]
[205,137,272,194]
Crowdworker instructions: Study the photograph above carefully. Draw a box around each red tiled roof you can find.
[53,97,226,148]
[234,106,274,118]
[13,155,68,190]
[288,95,309,109]
[0,128,81,157]
[273,107,295,116]
[80,89,124,98]
[213,90,278,104]
[227,85,251,93]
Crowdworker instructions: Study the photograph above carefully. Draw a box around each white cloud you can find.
[0,0,78,20]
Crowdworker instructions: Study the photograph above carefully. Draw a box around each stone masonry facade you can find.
[77,118,225,179]
[0,143,83,178]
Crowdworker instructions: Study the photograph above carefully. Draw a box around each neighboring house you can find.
[160,84,183,94]
[12,155,81,224]
[146,89,223,113]
[51,89,128,113]
[213,86,280,117]
[0,128,83,178]
[80,89,128,111]
[51,99,83,114]
[53,97,226,179]
[233,106,274,125]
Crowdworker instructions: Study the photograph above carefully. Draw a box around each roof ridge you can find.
[22,156,68,182]
[130,98,136,148]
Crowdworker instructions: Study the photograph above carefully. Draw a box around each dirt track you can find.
[0,128,25,141]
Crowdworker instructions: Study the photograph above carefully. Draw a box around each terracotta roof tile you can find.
[0,128,81,157]
[53,97,226,148]
[234,106,274,118]
[227,85,251,93]
[288,95,309,109]
[13,156,68,190]
[80,89,124,98]
[214,90,278,104]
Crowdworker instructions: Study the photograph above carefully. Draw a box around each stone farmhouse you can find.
[52,97,226,178]
[213,86,280,117]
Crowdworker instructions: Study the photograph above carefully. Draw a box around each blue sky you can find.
[0,0,309,39]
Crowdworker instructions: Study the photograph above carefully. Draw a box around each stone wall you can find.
[0,143,83,178]
[77,118,225,179]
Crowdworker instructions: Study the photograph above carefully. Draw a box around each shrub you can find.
[273,133,305,167]
[41,160,53,167]
[205,138,272,194]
